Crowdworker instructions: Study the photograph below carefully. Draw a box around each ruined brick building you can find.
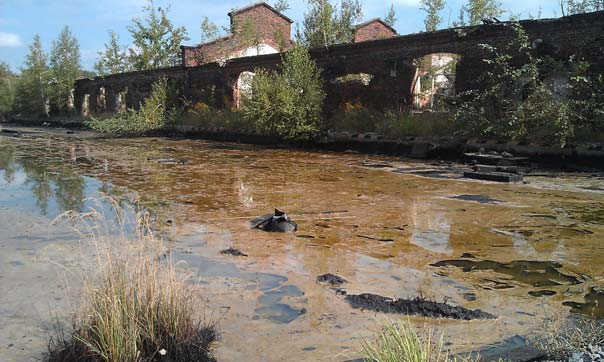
[353,18,397,43]
[180,2,397,68]
[74,5,604,118]
[181,2,294,67]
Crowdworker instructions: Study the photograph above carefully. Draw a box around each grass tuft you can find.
[362,320,447,362]
[361,320,478,362]
[47,197,217,362]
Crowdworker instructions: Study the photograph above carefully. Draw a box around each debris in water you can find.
[220,247,248,257]
[345,293,495,320]
[250,209,298,232]
[317,273,347,286]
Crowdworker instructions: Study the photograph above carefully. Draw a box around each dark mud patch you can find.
[432,259,580,287]
[528,290,557,297]
[357,234,394,242]
[220,247,248,257]
[449,194,503,204]
[317,273,347,286]
[563,287,604,318]
[345,293,495,320]
[296,234,315,239]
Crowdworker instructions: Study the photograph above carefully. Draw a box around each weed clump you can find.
[48,199,216,362]
[362,321,456,362]
[87,77,178,136]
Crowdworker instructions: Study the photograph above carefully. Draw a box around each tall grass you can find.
[329,108,455,140]
[48,197,216,362]
[362,320,448,362]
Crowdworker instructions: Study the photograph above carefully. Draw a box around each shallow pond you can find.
[1,128,603,361]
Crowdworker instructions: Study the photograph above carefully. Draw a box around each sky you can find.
[0,0,562,72]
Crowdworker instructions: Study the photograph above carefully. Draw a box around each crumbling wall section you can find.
[74,11,604,116]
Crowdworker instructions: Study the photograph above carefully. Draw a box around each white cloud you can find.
[0,32,22,47]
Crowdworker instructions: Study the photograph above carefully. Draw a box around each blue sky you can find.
[0,0,561,72]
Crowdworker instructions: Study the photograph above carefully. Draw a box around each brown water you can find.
[1,127,603,361]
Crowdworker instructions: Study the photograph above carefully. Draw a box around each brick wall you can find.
[182,3,292,67]
[76,11,604,116]
[354,20,397,43]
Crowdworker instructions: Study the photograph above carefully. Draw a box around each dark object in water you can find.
[220,247,248,257]
[345,293,495,320]
[250,209,298,232]
[528,290,557,297]
[317,273,347,286]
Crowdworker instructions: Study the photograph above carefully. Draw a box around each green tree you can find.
[457,0,504,26]
[302,0,362,47]
[561,0,604,14]
[274,0,290,12]
[244,43,326,140]
[95,30,129,76]
[420,0,446,31]
[0,62,16,119]
[49,26,81,113]
[452,23,604,147]
[200,16,219,42]
[384,4,397,27]
[128,0,189,70]
[14,35,50,116]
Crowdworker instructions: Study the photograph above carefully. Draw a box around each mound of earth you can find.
[345,293,496,320]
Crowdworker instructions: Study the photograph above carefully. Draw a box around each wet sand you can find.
[1,126,603,361]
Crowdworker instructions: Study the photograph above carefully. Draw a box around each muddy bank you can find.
[344,293,496,320]
[5,121,604,170]
[2,126,604,361]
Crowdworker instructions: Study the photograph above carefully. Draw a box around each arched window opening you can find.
[412,53,460,112]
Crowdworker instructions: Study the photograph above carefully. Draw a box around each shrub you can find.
[453,22,604,147]
[48,199,216,362]
[243,43,326,141]
[87,78,178,135]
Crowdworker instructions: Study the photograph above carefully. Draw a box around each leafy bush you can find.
[243,43,326,141]
[87,78,177,135]
[453,22,604,147]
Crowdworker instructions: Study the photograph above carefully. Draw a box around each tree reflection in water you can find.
[0,142,86,215]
